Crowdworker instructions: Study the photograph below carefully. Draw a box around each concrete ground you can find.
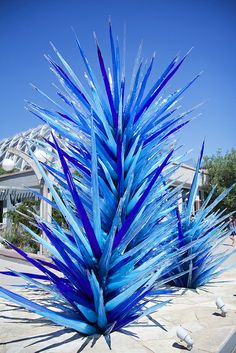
[0,242,235,353]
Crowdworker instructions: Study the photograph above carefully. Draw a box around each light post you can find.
[2,148,52,255]
[2,158,15,172]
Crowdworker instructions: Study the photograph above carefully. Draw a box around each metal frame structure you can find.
[0,125,50,171]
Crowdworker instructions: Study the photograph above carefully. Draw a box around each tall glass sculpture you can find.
[0,24,204,340]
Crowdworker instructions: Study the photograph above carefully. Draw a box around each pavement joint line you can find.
[130,337,156,353]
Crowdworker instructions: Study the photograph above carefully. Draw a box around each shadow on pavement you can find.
[172,342,189,350]
[0,309,167,352]
[0,314,99,352]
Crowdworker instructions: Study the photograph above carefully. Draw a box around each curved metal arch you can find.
[7,148,43,184]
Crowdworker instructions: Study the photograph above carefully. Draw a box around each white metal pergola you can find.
[0,125,51,171]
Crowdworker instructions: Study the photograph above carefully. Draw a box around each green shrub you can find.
[5,199,40,253]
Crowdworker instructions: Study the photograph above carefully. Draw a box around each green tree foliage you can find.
[204,149,236,213]
[5,198,67,253]
[0,166,17,175]
[52,206,67,228]
[0,167,6,175]
[6,199,40,253]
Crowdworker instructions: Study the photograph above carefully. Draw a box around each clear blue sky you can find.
[1,0,236,158]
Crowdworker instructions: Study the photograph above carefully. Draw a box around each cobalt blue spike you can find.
[44,138,91,177]
[0,286,96,334]
[113,149,173,248]
[134,53,190,124]
[52,134,102,259]
[131,55,155,117]
[0,271,49,281]
[5,241,57,281]
[95,37,118,133]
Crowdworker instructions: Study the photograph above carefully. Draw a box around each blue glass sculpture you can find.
[0,24,215,340]
[169,142,236,288]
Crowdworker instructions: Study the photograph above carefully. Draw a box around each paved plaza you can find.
[0,242,235,353]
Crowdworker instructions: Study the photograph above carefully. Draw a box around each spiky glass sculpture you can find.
[0,24,199,339]
[170,142,236,288]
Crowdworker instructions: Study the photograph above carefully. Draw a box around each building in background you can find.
[0,125,50,228]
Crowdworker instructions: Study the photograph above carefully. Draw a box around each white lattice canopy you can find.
[0,125,51,171]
